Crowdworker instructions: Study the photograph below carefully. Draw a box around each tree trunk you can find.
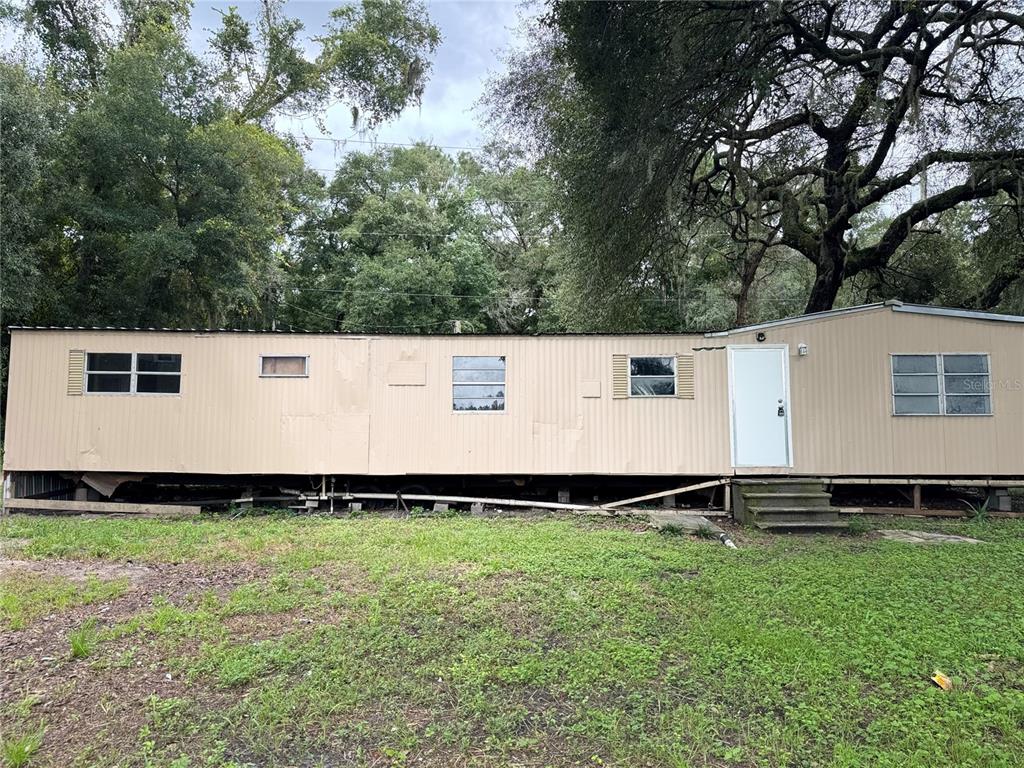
[804,254,846,313]
[733,241,766,326]
[735,280,752,326]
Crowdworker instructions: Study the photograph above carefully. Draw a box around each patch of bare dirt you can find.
[0,557,153,582]
[0,559,267,766]
[0,537,31,555]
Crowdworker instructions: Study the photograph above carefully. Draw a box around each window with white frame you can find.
[629,356,676,396]
[86,353,181,394]
[891,354,991,415]
[453,356,505,411]
[260,355,308,377]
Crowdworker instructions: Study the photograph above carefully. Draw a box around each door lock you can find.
[777,401,785,417]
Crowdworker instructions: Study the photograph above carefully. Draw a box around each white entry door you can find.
[728,346,792,467]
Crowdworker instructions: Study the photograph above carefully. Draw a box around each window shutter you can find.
[612,354,628,398]
[676,354,695,399]
[67,349,85,396]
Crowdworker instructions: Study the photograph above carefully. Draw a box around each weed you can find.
[694,525,716,539]
[845,515,872,535]
[1,727,44,767]
[8,696,40,721]
[961,497,990,522]
[69,619,99,659]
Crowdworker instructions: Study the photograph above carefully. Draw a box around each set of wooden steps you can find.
[732,479,848,531]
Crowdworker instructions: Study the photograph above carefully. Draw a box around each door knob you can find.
[777,405,785,417]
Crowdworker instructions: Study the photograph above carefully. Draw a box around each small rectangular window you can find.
[629,356,676,397]
[86,353,180,394]
[453,356,505,411]
[261,355,308,377]
[891,354,991,416]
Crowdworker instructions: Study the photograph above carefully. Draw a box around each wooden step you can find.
[746,506,841,516]
[742,492,833,509]
[737,482,827,494]
[753,519,850,531]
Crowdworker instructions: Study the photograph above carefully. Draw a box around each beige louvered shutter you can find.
[612,354,629,399]
[68,350,86,395]
[676,354,695,399]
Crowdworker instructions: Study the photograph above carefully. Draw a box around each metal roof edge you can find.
[5,325,711,338]
[11,301,1024,337]
[703,302,890,337]
[891,304,1024,324]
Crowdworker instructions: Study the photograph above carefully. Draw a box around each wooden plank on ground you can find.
[601,479,726,510]
[3,498,201,517]
[341,492,604,513]
[839,506,1024,519]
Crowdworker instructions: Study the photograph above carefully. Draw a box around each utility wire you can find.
[295,134,487,151]
[293,230,549,239]
[281,300,456,331]
[285,286,710,305]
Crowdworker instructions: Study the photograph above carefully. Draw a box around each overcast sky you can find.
[189,0,528,174]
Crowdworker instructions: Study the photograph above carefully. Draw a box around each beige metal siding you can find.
[723,308,1024,475]
[5,332,372,475]
[364,337,724,475]
[5,305,1024,478]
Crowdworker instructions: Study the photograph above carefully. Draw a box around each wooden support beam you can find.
[4,498,201,517]
[601,479,726,510]
[826,477,1024,487]
[912,484,922,513]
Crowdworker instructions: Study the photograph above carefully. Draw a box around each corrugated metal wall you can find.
[725,309,1024,475]
[4,306,1023,477]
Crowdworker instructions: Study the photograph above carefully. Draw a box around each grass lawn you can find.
[1,512,1023,767]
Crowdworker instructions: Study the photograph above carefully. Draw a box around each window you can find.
[453,356,505,411]
[629,356,676,397]
[891,354,990,415]
[261,355,308,377]
[86,353,181,394]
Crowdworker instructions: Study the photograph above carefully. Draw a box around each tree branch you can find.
[849,170,1022,275]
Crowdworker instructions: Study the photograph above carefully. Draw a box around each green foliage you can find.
[460,146,564,332]
[212,0,439,126]
[283,144,548,332]
[0,61,52,324]
[68,618,99,659]
[2,0,441,333]
[489,3,1024,318]
[845,515,872,536]
[0,726,44,768]
[961,498,990,523]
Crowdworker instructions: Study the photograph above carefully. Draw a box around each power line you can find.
[295,224,554,238]
[281,299,456,331]
[290,287,509,299]
[284,286,715,306]
[294,134,486,152]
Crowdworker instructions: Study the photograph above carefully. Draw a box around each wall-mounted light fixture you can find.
[756,332,766,342]
[798,343,809,356]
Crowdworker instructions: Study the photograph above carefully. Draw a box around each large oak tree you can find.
[494,1,1024,313]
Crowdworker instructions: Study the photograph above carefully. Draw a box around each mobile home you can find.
[4,301,1023,521]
